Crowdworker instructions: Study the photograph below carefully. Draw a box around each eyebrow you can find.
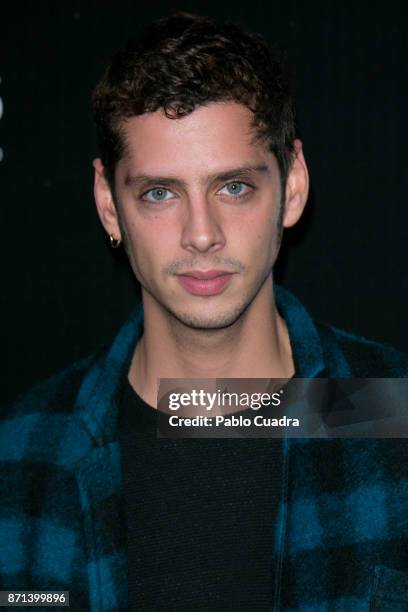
[124,164,270,189]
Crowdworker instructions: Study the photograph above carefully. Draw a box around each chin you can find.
[169,302,250,330]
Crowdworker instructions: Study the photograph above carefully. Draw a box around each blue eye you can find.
[142,187,175,202]
[219,181,251,197]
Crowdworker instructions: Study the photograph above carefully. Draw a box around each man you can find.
[1,12,407,612]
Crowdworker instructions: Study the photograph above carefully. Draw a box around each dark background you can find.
[1,0,407,404]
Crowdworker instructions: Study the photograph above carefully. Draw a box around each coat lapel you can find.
[74,443,128,611]
[72,307,144,610]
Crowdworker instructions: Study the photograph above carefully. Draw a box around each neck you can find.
[128,276,294,407]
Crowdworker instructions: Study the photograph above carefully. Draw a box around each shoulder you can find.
[2,351,99,418]
[0,350,103,465]
[275,286,408,377]
[317,321,408,377]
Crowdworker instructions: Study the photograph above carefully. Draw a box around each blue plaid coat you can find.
[1,287,407,611]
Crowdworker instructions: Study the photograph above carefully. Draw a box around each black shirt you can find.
[119,380,283,611]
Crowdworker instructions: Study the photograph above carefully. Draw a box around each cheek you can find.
[124,217,174,276]
[234,208,278,255]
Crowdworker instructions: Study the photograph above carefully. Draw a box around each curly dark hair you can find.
[92,12,296,194]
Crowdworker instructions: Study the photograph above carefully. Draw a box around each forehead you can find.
[119,101,275,174]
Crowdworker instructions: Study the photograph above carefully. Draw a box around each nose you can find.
[180,195,226,254]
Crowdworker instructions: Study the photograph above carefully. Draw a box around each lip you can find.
[177,270,235,296]
[179,269,233,280]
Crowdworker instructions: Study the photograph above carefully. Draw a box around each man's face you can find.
[99,102,305,329]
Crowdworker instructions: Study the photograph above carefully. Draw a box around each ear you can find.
[93,158,122,241]
[282,139,309,228]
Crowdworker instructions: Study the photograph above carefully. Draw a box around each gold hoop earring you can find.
[109,234,121,249]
